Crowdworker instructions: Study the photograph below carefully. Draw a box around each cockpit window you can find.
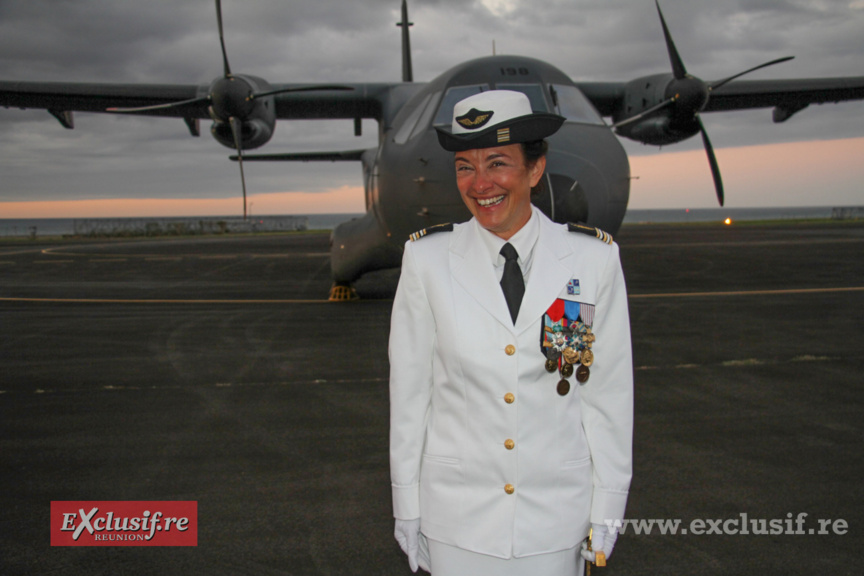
[393,92,432,145]
[549,84,605,125]
[496,84,550,113]
[410,91,441,140]
[433,84,489,127]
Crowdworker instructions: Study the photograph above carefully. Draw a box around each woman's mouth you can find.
[477,195,505,207]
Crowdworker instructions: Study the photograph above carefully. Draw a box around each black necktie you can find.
[500,243,525,324]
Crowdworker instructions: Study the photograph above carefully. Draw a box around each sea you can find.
[0,213,360,237]
[0,206,858,238]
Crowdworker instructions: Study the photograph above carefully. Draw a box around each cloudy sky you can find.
[1,0,863,217]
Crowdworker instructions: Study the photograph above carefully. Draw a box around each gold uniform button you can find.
[504,484,515,495]
[505,344,516,356]
[504,393,515,404]
[504,439,515,450]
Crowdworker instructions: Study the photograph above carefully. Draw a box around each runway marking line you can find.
[635,354,837,372]
[4,376,390,395]
[626,237,864,249]
[0,297,336,304]
[1,286,862,305]
[629,286,864,299]
[251,253,328,258]
[41,247,329,259]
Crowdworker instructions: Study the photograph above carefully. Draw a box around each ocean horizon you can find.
[0,206,859,237]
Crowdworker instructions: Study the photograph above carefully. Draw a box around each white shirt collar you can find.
[474,206,540,281]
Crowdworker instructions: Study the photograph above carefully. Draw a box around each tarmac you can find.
[1,221,862,575]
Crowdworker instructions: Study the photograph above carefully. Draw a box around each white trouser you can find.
[426,538,584,576]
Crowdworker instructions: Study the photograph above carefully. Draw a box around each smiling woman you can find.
[389,90,634,576]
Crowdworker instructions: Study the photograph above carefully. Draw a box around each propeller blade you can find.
[697,116,724,206]
[106,96,210,113]
[248,85,355,100]
[215,0,232,78]
[656,0,688,79]
[229,116,248,219]
[710,56,795,91]
[612,96,676,128]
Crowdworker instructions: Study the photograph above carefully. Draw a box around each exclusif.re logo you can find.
[51,501,198,546]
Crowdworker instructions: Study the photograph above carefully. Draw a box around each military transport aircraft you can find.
[1,0,863,299]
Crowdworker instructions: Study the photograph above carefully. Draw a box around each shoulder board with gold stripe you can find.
[409,223,454,242]
[567,222,613,244]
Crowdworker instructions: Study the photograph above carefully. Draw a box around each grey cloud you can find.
[0,0,862,204]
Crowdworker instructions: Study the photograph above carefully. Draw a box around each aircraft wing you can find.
[0,81,406,123]
[270,84,413,122]
[0,81,206,119]
[703,77,864,120]
[577,76,864,121]
[230,150,367,162]
[573,82,625,118]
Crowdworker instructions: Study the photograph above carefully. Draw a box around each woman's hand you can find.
[580,522,619,563]
[394,518,422,572]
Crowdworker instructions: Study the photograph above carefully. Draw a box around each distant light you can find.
[685,209,689,213]
[724,218,732,225]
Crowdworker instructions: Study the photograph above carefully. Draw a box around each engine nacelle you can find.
[619,114,699,146]
[210,116,275,151]
[614,73,703,146]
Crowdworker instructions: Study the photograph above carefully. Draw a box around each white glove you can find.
[580,523,618,563]
[394,518,422,572]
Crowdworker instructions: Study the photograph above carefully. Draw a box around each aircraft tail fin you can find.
[397,0,413,82]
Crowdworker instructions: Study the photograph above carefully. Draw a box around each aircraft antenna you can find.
[397,0,414,82]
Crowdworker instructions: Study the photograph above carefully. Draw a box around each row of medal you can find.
[541,299,595,396]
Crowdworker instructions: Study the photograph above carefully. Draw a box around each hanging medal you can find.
[541,298,596,395]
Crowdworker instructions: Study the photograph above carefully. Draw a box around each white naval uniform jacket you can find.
[389,208,633,560]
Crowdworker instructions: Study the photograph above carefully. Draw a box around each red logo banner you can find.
[50,501,198,546]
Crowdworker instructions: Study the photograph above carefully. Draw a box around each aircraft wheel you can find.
[329,283,360,302]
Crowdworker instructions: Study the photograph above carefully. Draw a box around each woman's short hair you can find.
[521,139,549,195]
